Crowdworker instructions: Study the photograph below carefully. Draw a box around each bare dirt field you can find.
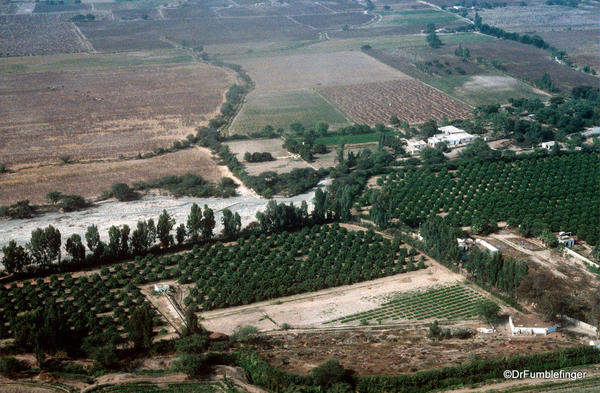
[538,29,600,73]
[0,147,223,205]
[466,39,598,92]
[199,259,463,334]
[253,325,576,376]
[236,51,408,93]
[319,79,472,124]
[0,62,233,167]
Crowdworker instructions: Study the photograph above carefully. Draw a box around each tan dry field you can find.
[236,50,408,93]
[319,79,472,124]
[0,147,223,205]
[254,325,576,376]
[199,259,465,335]
[0,62,233,167]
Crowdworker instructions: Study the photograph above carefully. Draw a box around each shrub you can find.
[111,183,138,202]
[172,353,209,376]
[231,325,259,343]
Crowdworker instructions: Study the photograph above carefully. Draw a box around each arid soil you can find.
[0,62,233,167]
[253,326,577,376]
[0,147,223,205]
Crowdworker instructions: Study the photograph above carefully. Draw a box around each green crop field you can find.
[327,284,490,324]
[313,132,382,146]
[229,90,350,135]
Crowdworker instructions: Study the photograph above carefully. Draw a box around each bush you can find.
[172,353,209,376]
[59,194,88,212]
[111,183,138,202]
[310,359,348,387]
[231,325,259,343]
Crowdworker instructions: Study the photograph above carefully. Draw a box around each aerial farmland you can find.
[0,0,599,391]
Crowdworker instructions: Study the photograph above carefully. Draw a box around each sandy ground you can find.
[199,259,465,335]
[0,147,224,205]
[0,178,330,261]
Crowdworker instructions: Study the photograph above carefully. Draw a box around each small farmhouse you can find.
[154,283,171,293]
[427,126,476,147]
[475,239,499,254]
[406,139,427,154]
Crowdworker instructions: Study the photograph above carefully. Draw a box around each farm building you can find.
[540,141,556,150]
[475,239,499,254]
[582,127,600,138]
[509,315,557,335]
[406,139,427,154]
[558,232,575,247]
[427,126,476,147]
[154,283,171,293]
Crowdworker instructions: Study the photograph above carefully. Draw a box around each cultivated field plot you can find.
[0,62,232,167]
[237,51,407,92]
[538,29,599,72]
[476,1,600,32]
[0,14,90,56]
[319,79,472,125]
[374,8,464,28]
[466,40,598,92]
[229,90,350,134]
[327,284,489,324]
[0,147,223,205]
[292,12,373,28]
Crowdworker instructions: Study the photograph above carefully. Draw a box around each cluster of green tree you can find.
[248,124,284,138]
[244,151,275,162]
[1,274,157,367]
[208,84,248,129]
[545,0,581,6]
[0,204,224,275]
[474,12,568,61]
[454,43,471,59]
[426,30,442,48]
[133,174,238,198]
[367,153,600,245]
[180,225,409,310]
[45,191,88,212]
[283,136,327,161]
[0,200,35,219]
[231,346,600,393]
[428,320,473,340]
[245,168,329,197]
[464,249,529,295]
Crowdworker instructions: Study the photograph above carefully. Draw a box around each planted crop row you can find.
[0,224,415,338]
[369,153,600,244]
[327,284,488,324]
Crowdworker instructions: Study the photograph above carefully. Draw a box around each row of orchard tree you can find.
[1,203,241,275]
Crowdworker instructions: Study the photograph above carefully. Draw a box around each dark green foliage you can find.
[127,303,156,350]
[476,300,501,323]
[176,224,187,245]
[45,190,63,204]
[65,234,86,263]
[244,152,275,162]
[369,153,600,245]
[82,329,121,369]
[172,353,209,377]
[137,174,237,198]
[222,208,241,239]
[201,205,215,242]
[176,334,209,353]
[427,30,442,48]
[0,200,34,219]
[464,250,528,295]
[111,183,138,201]
[419,217,460,264]
[85,224,104,257]
[157,209,175,247]
[310,359,349,387]
[420,146,447,165]
[187,203,203,242]
[1,240,31,274]
[246,168,329,197]
[28,225,61,265]
[59,194,88,212]
[256,200,310,233]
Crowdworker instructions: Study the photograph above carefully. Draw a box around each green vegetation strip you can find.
[326,284,487,324]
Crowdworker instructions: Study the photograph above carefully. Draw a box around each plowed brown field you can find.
[319,79,472,125]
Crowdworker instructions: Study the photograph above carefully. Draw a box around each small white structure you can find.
[582,126,600,138]
[558,231,575,247]
[154,283,171,293]
[475,239,499,255]
[427,126,476,147]
[540,141,556,150]
[509,316,557,335]
[457,238,473,251]
[477,327,496,334]
[406,139,427,154]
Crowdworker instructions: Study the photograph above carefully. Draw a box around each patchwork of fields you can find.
[319,79,472,124]
[0,61,232,166]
